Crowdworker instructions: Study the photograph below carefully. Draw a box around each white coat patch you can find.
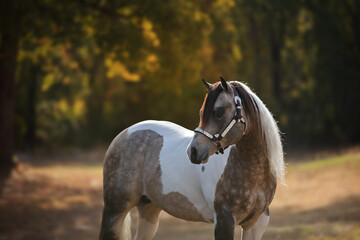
[128,120,230,221]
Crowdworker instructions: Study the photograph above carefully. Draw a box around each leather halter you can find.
[194,87,246,154]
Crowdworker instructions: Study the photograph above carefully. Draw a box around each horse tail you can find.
[119,212,132,240]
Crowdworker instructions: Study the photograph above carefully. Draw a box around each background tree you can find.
[1,0,360,179]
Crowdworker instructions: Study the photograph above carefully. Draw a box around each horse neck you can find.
[234,127,274,185]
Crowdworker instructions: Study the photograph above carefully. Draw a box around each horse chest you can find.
[213,150,277,228]
[214,180,275,228]
[214,178,258,215]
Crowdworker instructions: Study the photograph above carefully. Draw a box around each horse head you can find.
[187,77,254,164]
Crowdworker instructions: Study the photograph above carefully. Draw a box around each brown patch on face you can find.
[103,129,206,223]
[199,83,223,129]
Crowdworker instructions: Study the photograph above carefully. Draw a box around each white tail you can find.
[116,213,132,240]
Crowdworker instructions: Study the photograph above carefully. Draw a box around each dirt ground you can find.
[0,148,359,240]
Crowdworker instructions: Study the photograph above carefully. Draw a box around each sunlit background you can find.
[1,0,359,239]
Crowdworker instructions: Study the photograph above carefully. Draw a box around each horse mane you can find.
[230,81,286,184]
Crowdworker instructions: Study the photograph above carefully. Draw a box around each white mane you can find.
[238,82,286,184]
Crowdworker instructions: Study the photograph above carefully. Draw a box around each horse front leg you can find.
[214,208,235,240]
[242,208,270,240]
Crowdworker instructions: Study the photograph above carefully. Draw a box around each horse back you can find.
[103,120,215,222]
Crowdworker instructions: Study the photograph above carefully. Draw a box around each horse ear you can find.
[220,76,229,91]
[202,79,212,92]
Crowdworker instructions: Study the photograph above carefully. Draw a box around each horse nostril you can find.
[191,147,197,161]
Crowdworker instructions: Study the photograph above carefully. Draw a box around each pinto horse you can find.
[99,77,285,240]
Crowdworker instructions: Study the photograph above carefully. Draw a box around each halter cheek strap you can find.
[194,87,246,154]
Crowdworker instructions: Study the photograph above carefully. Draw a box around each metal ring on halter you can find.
[234,96,242,106]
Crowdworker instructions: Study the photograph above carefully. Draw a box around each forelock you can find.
[200,83,223,127]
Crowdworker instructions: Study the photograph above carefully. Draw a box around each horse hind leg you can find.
[134,197,161,240]
[242,208,270,240]
[99,202,133,240]
[99,178,138,240]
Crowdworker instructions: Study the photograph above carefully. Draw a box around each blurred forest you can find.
[1,0,360,172]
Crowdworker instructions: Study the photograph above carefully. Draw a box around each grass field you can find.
[0,148,359,240]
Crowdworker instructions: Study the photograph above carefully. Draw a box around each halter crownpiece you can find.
[194,85,247,154]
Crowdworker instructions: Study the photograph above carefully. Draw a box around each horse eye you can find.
[215,107,225,118]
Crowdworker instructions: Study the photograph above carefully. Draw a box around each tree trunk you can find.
[25,65,39,151]
[270,15,285,104]
[249,16,262,95]
[83,53,106,143]
[270,32,281,100]
[0,4,21,188]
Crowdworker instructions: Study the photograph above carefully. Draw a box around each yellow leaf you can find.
[42,74,55,91]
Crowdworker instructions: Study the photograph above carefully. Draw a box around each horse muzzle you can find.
[187,142,210,164]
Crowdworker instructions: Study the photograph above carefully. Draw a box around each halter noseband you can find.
[194,87,246,154]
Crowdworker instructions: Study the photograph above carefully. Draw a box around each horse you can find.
[99,77,285,240]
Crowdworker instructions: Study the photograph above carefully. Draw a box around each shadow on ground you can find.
[0,149,359,240]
